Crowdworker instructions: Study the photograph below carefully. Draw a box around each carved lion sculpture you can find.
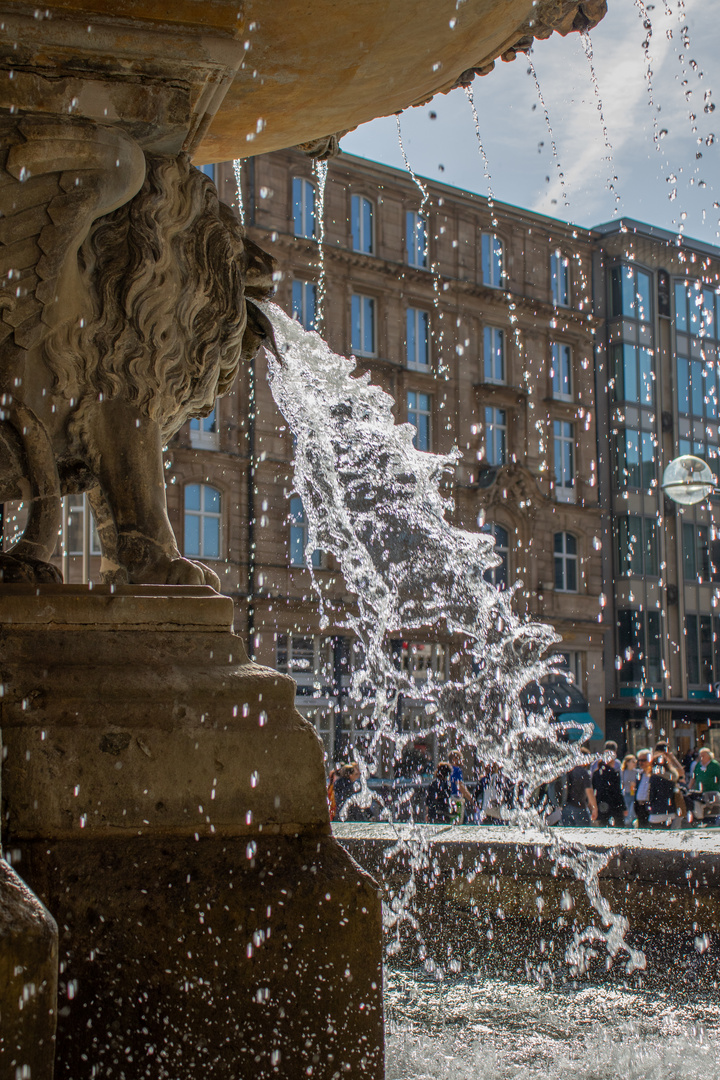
[0,115,274,587]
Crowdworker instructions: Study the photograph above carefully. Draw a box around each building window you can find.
[553,420,575,503]
[674,279,716,337]
[677,355,719,420]
[484,407,506,466]
[351,194,374,254]
[189,407,219,450]
[184,484,221,559]
[60,494,101,557]
[610,265,652,322]
[616,429,655,490]
[554,532,578,592]
[276,634,328,680]
[292,279,317,331]
[616,516,659,578]
[557,651,583,688]
[400,641,448,682]
[481,523,509,589]
[289,496,321,568]
[351,294,376,355]
[407,391,431,451]
[406,308,430,368]
[551,250,570,307]
[292,176,315,238]
[612,343,655,406]
[481,233,504,288]
[682,523,720,583]
[406,210,427,268]
[550,342,572,400]
[199,163,216,183]
[685,613,720,688]
[483,326,505,383]
[617,609,662,685]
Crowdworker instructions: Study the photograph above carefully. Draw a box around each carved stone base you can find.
[0,586,383,1079]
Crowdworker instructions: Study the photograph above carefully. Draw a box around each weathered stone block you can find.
[1,586,383,1079]
[0,858,57,1080]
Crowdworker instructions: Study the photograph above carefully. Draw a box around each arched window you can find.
[482,523,509,589]
[554,532,578,592]
[184,484,221,559]
[289,496,321,568]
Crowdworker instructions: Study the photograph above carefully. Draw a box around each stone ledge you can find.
[332,822,720,887]
[0,583,234,630]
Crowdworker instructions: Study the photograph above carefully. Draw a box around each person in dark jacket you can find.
[648,753,680,828]
[592,755,626,827]
[332,762,361,820]
[425,762,453,823]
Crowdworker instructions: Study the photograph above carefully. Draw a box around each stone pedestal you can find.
[0,585,384,1079]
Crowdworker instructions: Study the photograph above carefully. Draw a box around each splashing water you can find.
[312,158,328,333]
[524,58,569,208]
[386,972,720,1080]
[263,301,645,976]
[580,31,621,211]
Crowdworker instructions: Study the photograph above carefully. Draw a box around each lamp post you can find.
[661,454,718,506]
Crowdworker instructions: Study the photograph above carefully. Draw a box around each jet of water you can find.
[263,301,645,977]
[312,158,328,333]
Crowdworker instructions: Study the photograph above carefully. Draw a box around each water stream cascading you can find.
[262,300,646,978]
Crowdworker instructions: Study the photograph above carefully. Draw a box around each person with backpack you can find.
[592,749,626,827]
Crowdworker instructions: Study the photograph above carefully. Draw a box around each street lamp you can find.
[661,454,718,506]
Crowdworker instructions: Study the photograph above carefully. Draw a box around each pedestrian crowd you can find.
[326,739,720,828]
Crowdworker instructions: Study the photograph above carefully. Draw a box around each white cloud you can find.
[342,0,720,241]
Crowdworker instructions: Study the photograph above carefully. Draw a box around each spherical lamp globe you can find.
[661,455,717,505]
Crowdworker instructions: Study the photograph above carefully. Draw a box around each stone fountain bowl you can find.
[198,0,607,162]
[11,0,604,162]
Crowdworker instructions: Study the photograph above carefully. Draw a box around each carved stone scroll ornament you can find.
[451,0,608,87]
[0,115,275,586]
[476,462,545,512]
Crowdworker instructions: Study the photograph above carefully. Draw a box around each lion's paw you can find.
[0,553,63,584]
[164,558,221,592]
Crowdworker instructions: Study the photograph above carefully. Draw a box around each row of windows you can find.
[480,524,579,593]
[292,176,573,303]
[480,414,576,499]
[618,609,720,690]
[615,517,720,584]
[293,280,578,394]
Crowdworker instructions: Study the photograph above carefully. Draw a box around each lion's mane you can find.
[45,153,263,442]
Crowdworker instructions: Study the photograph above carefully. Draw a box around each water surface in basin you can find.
[386,969,720,1079]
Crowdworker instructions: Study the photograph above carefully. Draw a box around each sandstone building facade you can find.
[34,149,720,767]
[171,149,605,767]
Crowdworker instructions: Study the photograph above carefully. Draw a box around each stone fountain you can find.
[0,2,606,1076]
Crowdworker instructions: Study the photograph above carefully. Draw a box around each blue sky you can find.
[343,1,720,244]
